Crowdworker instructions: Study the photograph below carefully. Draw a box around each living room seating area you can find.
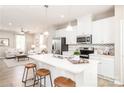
[5,48,17,59]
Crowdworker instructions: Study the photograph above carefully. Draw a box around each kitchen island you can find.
[29,54,98,87]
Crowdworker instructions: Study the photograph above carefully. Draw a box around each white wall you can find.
[47,27,56,53]
[25,33,35,53]
[0,30,15,57]
[34,33,41,52]
[114,5,124,84]
[33,27,56,53]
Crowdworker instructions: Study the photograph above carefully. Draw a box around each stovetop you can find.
[80,47,94,59]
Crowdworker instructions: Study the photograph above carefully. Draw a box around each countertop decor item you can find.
[68,58,89,64]
[73,50,80,60]
[73,51,80,55]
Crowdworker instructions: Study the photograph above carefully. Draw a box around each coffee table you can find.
[16,54,29,62]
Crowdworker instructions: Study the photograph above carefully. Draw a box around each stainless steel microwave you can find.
[77,35,92,44]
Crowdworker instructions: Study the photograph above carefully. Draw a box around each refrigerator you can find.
[52,37,68,55]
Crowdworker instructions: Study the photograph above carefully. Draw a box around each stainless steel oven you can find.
[80,47,94,59]
[77,35,92,44]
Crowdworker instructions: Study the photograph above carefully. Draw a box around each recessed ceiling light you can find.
[43,31,49,36]
[60,15,65,18]
[8,22,12,26]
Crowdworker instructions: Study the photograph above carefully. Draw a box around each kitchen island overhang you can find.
[28,54,98,87]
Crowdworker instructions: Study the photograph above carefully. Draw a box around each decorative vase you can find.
[73,55,80,60]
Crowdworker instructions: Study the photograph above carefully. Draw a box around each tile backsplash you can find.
[68,44,115,56]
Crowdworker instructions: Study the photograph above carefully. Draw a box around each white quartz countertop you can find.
[89,54,115,59]
[29,54,98,74]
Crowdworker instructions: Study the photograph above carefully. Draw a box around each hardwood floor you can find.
[0,58,122,87]
[0,59,24,87]
[98,78,123,87]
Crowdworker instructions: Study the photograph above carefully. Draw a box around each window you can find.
[16,35,25,51]
[40,34,46,49]
[40,34,44,47]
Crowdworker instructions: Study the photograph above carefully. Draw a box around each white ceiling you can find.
[0,5,114,33]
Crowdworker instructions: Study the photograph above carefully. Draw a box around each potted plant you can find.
[73,50,80,60]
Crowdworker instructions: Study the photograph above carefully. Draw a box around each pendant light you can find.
[66,6,73,31]
[43,5,49,36]
[66,23,73,31]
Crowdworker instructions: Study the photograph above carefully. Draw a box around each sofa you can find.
[5,48,17,58]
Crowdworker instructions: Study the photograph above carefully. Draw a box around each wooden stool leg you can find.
[49,74,53,87]
[22,67,26,82]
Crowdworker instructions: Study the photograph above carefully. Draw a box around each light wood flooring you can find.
[0,58,123,87]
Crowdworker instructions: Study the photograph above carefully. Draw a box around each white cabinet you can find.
[92,21,104,44]
[90,55,102,75]
[55,28,66,37]
[101,58,114,79]
[55,26,77,44]
[90,54,114,79]
[77,15,92,35]
[92,17,115,44]
[66,26,77,44]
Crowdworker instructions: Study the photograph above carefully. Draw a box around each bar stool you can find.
[33,68,53,87]
[22,63,37,87]
[54,76,76,87]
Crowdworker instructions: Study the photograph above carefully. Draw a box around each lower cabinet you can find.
[90,55,114,80]
[99,58,114,79]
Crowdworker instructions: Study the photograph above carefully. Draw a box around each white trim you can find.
[119,20,124,84]
[98,74,114,82]
[114,80,124,85]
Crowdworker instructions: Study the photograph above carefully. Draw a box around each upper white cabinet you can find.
[55,26,77,44]
[55,16,115,45]
[92,17,115,44]
[77,15,92,35]
[66,26,77,44]
[55,28,66,37]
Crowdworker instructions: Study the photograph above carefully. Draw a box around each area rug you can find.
[3,59,34,68]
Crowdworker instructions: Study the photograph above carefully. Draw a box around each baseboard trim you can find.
[114,80,124,85]
[98,74,124,85]
[98,74,114,82]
